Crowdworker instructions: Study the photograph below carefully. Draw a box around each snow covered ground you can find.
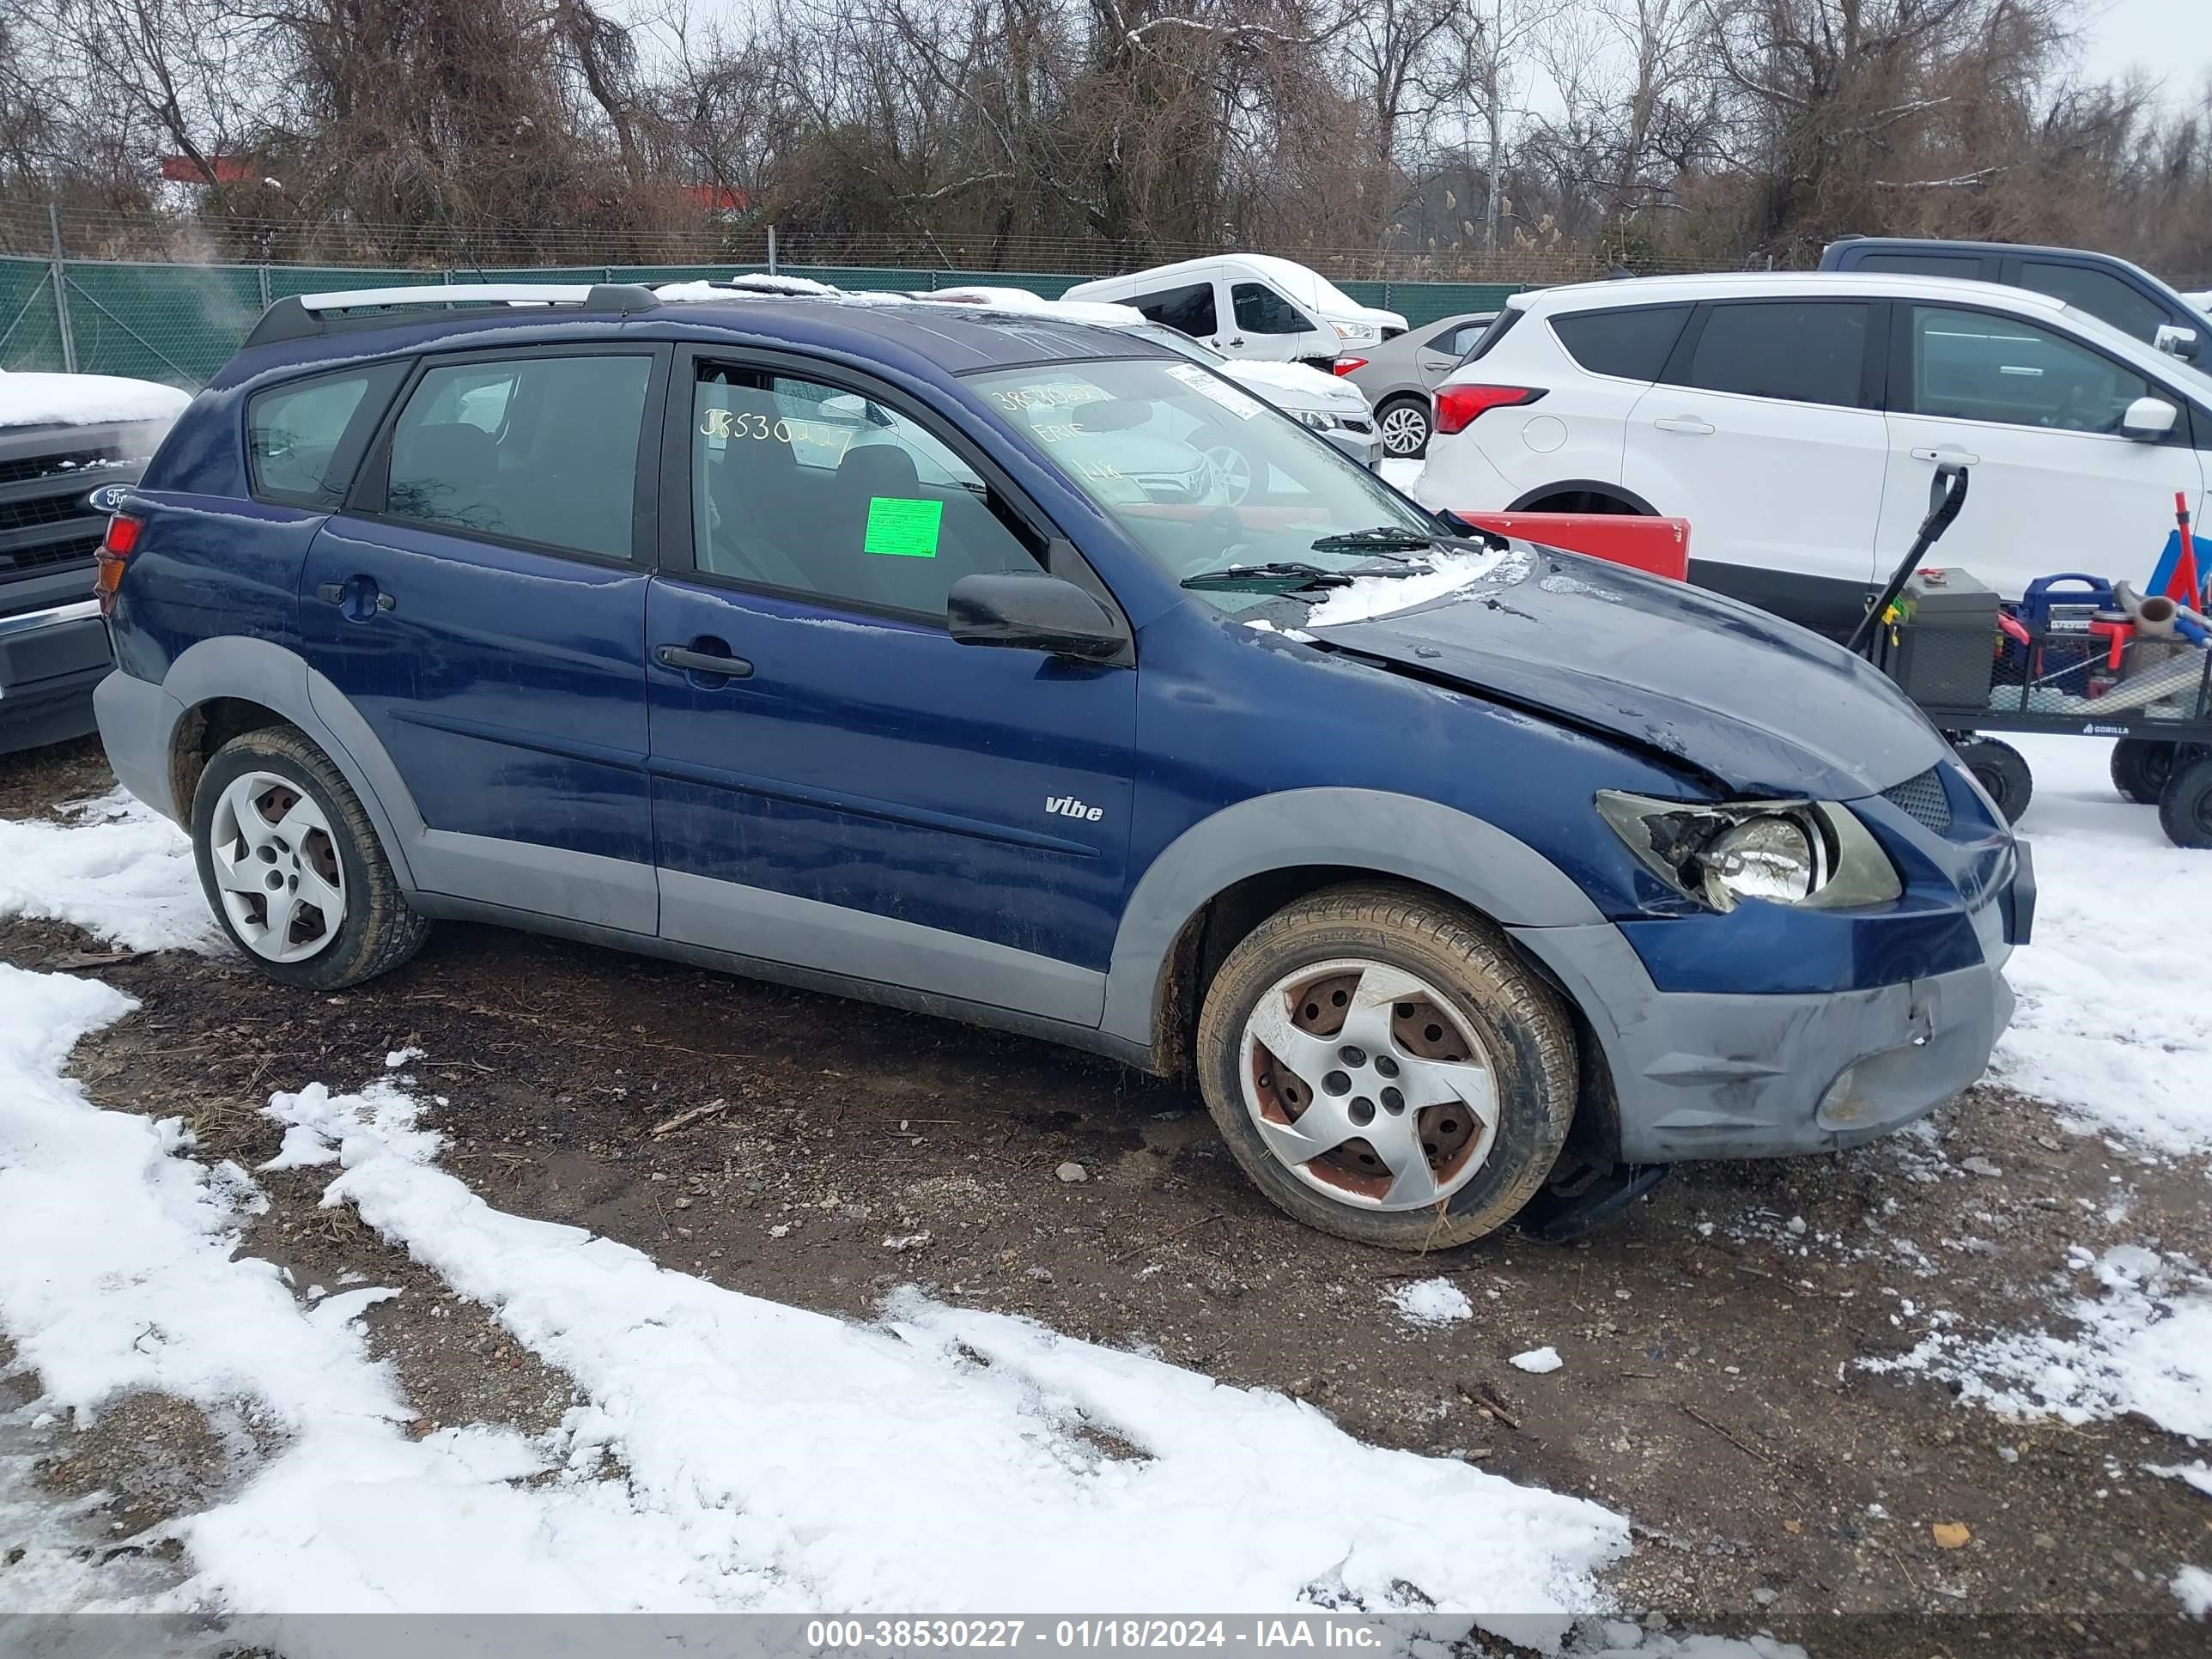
[1990,735,2212,1155]
[0,811,1629,1632]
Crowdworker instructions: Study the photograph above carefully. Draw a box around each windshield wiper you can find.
[1309,526,1437,554]
[1181,559,1428,594]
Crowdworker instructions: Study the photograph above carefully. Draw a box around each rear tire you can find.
[2111,738,2204,806]
[1376,396,1431,459]
[2158,755,2212,849]
[1194,884,1576,1251]
[191,726,430,990]
[1953,735,2033,823]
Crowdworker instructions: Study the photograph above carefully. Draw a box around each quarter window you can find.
[384,354,651,560]
[247,364,404,507]
[1678,301,1869,407]
[1856,252,1986,281]
[1551,305,1692,382]
[1905,304,2157,434]
[1231,282,1313,336]
[691,366,1040,618]
[1130,283,1218,338]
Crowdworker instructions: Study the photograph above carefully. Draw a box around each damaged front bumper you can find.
[1512,833,2031,1165]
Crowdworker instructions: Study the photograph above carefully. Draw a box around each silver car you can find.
[1119,323,1382,472]
[1337,311,1497,459]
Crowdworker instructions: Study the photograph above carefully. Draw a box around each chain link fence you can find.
[0,252,1530,390]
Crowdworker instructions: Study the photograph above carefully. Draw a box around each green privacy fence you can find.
[0,254,1523,391]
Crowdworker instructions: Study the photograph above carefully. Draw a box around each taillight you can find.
[1332,357,1367,376]
[94,514,143,618]
[1433,385,1545,436]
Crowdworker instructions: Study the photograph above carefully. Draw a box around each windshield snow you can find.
[969,357,1463,613]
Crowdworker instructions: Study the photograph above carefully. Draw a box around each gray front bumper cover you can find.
[1512,920,2013,1164]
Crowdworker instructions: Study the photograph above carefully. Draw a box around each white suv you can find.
[1411,271,2212,637]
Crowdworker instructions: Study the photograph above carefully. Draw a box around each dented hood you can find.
[1304,547,1951,800]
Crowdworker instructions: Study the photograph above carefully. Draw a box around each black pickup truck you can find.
[1,372,186,754]
[1820,236,2205,362]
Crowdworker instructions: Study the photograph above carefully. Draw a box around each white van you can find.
[1063,256,1407,368]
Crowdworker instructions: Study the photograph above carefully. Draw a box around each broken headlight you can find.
[1595,792,1903,913]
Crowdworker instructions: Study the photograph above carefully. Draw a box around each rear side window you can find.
[384,354,653,561]
[1856,252,1986,280]
[246,364,404,507]
[1131,283,1218,338]
[1550,305,1692,381]
[2015,262,2167,343]
[1232,282,1312,336]
[1678,301,1870,407]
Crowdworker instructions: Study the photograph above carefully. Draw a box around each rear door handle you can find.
[1653,415,1715,434]
[655,642,754,679]
[1911,446,1980,465]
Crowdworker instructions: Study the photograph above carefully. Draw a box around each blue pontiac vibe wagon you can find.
[89,280,2033,1249]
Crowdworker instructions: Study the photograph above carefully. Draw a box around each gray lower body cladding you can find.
[1515,918,2011,1163]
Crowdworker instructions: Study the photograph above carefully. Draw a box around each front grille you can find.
[0,447,116,487]
[1882,767,1954,833]
[0,493,84,534]
[1340,417,1374,434]
[0,532,101,574]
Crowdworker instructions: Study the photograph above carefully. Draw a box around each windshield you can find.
[969,356,1446,610]
[1125,323,1224,365]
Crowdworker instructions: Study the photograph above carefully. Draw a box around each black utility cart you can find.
[1850,465,2212,849]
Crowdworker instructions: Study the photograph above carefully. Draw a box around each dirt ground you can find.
[5,736,2211,1657]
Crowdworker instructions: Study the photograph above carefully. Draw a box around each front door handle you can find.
[1911,446,1980,465]
[656,641,754,679]
[317,575,393,617]
[1653,415,1715,434]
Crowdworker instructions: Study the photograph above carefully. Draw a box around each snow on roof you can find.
[909,286,1144,328]
[0,370,190,430]
[654,272,843,302]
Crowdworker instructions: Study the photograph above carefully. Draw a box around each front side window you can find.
[2015,263,2167,344]
[1131,283,1218,338]
[247,364,404,507]
[970,356,1443,613]
[1678,301,1869,407]
[691,366,1039,617]
[1905,304,2156,434]
[1551,304,1692,382]
[384,354,650,559]
[1232,282,1314,336]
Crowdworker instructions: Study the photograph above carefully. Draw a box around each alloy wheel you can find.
[1379,403,1430,457]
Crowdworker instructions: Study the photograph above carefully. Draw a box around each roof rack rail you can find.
[244,282,659,347]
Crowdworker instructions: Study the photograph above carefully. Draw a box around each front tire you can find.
[2159,755,2212,849]
[2112,738,2204,806]
[1953,735,2033,824]
[1194,884,1577,1251]
[1376,396,1431,459]
[192,726,430,989]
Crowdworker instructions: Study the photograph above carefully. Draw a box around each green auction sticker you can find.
[864,496,943,557]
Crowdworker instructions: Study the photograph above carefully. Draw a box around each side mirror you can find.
[949,570,1127,662]
[2121,395,2179,442]
[2154,323,2200,361]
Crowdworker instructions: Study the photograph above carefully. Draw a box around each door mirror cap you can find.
[2120,395,2179,441]
[949,570,1127,662]
[2154,323,2200,361]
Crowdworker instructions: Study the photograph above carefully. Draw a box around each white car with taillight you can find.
[1411,271,2212,639]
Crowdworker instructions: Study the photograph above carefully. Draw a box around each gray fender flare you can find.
[161,636,428,890]
[1099,787,1605,1050]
